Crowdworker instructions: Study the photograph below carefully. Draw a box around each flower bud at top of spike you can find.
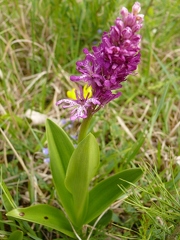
[132,2,141,15]
[121,7,128,19]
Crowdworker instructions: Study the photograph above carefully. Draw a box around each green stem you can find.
[78,115,92,143]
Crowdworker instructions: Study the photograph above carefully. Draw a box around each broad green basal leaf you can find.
[85,168,143,223]
[6,204,75,239]
[65,133,99,227]
[46,118,74,176]
[46,119,74,220]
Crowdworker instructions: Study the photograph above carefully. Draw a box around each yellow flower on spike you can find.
[67,88,76,100]
[83,84,92,99]
[67,85,92,100]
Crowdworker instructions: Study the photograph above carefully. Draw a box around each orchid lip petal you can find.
[56,99,77,107]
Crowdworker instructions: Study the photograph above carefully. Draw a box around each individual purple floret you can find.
[57,2,144,121]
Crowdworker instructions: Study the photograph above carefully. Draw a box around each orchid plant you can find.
[3,2,144,239]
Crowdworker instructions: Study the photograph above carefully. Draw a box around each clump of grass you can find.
[119,162,180,239]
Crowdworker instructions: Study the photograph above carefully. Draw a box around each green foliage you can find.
[8,230,23,240]
[0,181,17,211]
[65,133,100,227]
[0,180,40,239]
[7,205,75,238]
[4,119,142,239]
[46,119,75,221]
[85,169,143,224]
[46,119,142,233]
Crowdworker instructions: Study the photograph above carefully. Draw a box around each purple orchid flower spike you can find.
[57,2,144,121]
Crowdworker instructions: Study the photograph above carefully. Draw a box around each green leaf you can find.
[8,230,23,240]
[46,119,74,221]
[0,180,39,237]
[0,180,17,211]
[6,204,75,239]
[65,133,99,227]
[85,168,143,223]
[89,209,113,228]
[148,81,170,138]
[124,132,145,165]
[46,119,74,173]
